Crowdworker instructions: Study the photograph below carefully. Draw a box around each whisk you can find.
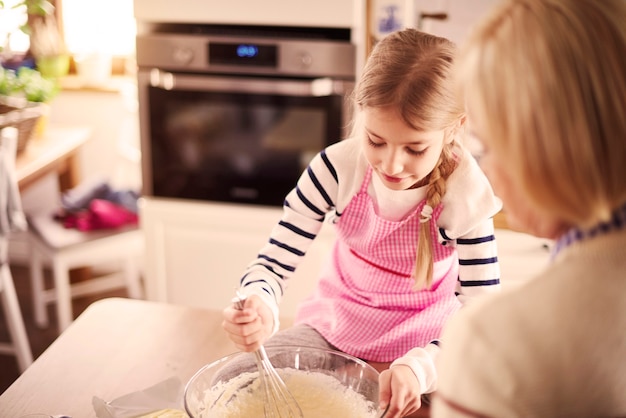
[233,292,304,418]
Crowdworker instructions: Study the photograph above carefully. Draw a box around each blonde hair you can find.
[352,28,465,289]
[458,0,626,229]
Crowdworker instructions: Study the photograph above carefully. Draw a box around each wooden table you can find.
[0,297,291,417]
[16,125,91,192]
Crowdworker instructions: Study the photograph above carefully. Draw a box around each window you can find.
[0,0,32,54]
[0,0,136,75]
[61,0,136,57]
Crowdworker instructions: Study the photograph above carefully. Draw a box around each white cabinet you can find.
[139,197,336,319]
[133,0,360,29]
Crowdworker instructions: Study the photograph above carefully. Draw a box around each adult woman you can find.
[433,0,626,416]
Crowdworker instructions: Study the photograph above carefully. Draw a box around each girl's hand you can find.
[378,365,423,417]
[222,294,274,352]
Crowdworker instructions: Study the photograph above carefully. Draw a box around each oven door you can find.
[138,69,354,207]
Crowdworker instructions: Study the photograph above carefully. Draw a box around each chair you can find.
[27,210,144,333]
[27,87,145,333]
[0,127,34,372]
[26,175,145,334]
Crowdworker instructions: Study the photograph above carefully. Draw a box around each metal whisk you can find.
[233,292,304,418]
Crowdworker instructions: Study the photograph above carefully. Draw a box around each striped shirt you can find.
[240,137,502,313]
[238,137,502,393]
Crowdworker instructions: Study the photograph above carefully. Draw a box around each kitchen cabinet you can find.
[140,197,336,319]
[133,0,361,29]
[139,197,542,321]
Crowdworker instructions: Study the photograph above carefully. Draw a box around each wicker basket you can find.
[0,95,45,154]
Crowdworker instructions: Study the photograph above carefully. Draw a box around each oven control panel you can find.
[136,33,356,79]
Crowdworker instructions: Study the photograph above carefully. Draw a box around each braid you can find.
[414,143,457,289]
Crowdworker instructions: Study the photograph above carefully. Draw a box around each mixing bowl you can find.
[184,345,381,418]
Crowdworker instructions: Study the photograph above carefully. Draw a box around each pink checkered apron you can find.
[295,168,460,362]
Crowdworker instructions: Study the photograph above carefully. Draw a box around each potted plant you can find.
[4,65,59,102]
[0,66,59,149]
[0,0,69,78]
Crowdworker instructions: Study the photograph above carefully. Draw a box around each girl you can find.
[223,28,502,417]
[433,0,626,416]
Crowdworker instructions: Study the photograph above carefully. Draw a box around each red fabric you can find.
[59,199,138,231]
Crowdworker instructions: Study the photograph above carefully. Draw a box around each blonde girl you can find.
[223,28,502,417]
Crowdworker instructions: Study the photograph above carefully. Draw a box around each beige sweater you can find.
[432,228,626,417]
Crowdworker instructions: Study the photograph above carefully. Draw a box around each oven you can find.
[136,24,356,207]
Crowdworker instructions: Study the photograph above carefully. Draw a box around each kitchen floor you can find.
[0,264,128,395]
[0,228,551,396]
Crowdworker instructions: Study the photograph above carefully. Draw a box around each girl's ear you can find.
[446,115,467,144]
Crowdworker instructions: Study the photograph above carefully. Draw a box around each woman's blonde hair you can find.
[352,28,465,289]
[458,0,626,229]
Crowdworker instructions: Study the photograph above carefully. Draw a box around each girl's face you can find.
[362,107,449,191]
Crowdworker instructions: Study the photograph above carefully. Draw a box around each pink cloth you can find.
[295,168,461,362]
[58,199,138,231]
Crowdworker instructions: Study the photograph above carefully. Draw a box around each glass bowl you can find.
[184,345,381,418]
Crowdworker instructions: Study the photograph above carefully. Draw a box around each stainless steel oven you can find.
[136,24,356,207]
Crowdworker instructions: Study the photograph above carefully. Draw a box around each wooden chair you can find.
[0,127,34,372]
[27,212,144,333]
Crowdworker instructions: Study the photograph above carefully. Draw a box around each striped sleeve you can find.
[240,149,340,305]
[450,217,501,305]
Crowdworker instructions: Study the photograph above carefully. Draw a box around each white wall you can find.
[49,82,142,191]
[413,0,501,45]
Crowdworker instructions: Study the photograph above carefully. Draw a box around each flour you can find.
[200,368,378,418]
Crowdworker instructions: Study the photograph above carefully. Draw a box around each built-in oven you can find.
[136,24,356,207]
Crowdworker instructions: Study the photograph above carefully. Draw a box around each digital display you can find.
[209,42,277,67]
[236,44,258,58]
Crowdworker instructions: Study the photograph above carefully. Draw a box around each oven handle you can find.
[148,68,351,97]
